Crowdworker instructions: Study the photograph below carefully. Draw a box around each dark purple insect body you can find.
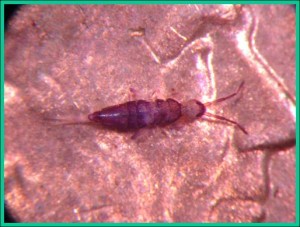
[88,82,248,134]
[88,99,188,130]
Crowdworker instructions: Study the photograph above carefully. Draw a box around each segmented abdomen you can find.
[88,99,182,130]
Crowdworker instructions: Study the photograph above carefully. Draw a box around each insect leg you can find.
[204,81,244,107]
[204,112,248,135]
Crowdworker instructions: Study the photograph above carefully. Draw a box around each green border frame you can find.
[1,1,298,226]
[0,0,299,4]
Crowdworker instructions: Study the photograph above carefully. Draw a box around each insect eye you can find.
[196,101,206,117]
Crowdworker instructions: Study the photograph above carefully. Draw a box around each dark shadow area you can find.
[5,4,23,31]
[241,137,295,153]
[4,3,22,224]
[5,204,18,223]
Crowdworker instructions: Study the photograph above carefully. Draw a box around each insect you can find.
[88,81,248,135]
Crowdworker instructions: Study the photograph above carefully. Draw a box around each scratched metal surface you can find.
[5,5,295,222]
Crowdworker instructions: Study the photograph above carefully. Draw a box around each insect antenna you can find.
[204,112,248,135]
[204,81,244,107]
